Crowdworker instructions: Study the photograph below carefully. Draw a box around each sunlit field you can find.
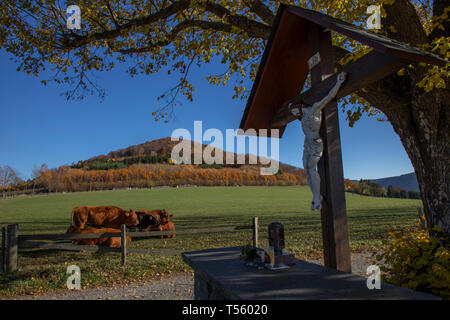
[0,186,421,296]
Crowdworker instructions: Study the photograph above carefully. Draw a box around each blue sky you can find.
[0,50,414,180]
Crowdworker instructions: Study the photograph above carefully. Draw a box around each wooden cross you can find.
[239,5,446,273]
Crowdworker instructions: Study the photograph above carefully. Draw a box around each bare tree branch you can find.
[200,1,271,39]
[61,0,192,49]
[60,0,271,50]
[117,20,236,54]
[105,1,120,29]
[243,0,275,25]
[154,54,198,120]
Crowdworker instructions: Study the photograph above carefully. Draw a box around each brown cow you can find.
[136,209,173,225]
[159,209,173,224]
[147,220,176,239]
[159,220,176,239]
[66,226,131,248]
[135,210,161,230]
[135,209,175,238]
[71,206,138,229]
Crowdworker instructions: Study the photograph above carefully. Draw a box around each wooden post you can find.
[1,226,6,273]
[121,224,127,266]
[307,25,352,272]
[5,224,19,272]
[252,217,259,248]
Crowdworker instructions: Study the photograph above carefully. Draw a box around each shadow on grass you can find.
[18,248,67,258]
[0,271,32,287]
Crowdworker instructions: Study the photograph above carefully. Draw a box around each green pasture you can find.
[0,186,422,296]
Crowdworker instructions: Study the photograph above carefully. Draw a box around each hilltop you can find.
[72,137,305,176]
[87,137,179,162]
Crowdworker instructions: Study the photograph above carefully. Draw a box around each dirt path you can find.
[5,252,378,300]
[6,273,195,300]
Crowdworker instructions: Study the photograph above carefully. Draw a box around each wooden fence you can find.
[1,217,259,272]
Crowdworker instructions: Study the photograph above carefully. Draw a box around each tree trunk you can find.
[356,55,449,246]
[374,0,449,246]
[376,69,449,246]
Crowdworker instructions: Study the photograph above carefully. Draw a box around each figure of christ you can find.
[288,72,347,211]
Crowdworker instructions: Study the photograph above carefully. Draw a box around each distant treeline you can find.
[1,160,420,201]
[1,163,307,195]
[345,179,421,199]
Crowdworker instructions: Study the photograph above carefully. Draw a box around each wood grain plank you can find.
[308,25,352,272]
[271,50,407,128]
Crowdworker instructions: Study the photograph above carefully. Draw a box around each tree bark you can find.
[358,66,449,246]
[356,0,449,246]
[389,80,449,246]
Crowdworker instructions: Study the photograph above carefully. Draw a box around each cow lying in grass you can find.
[66,226,131,248]
[135,210,159,231]
[135,209,172,228]
[154,220,176,239]
[135,209,175,238]
[71,206,139,230]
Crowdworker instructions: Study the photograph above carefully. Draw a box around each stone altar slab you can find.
[181,247,439,300]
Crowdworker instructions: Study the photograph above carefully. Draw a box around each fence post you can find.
[6,224,19,272]
[121,224,127,266]
[252,217,259,248]
[1,226,6,272]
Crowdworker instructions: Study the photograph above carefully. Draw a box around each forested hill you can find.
[72,137,304,176]
[87,137,179,162]
[21,138,308,193]
[5,138,419,198]
[346,172,420,199]
[371,173,419,192]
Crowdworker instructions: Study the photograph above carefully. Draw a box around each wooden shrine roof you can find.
[239,4,447,137]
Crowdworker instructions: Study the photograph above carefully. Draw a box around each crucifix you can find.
[288,71,347,211]
[288,24,352,272]
[239,5,446,273]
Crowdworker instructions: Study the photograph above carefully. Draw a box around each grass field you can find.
[0,186,422,297]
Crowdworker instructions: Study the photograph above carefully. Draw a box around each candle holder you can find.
[268,222,285,256]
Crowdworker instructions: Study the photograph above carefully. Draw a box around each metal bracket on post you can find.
[307,52,321,70]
